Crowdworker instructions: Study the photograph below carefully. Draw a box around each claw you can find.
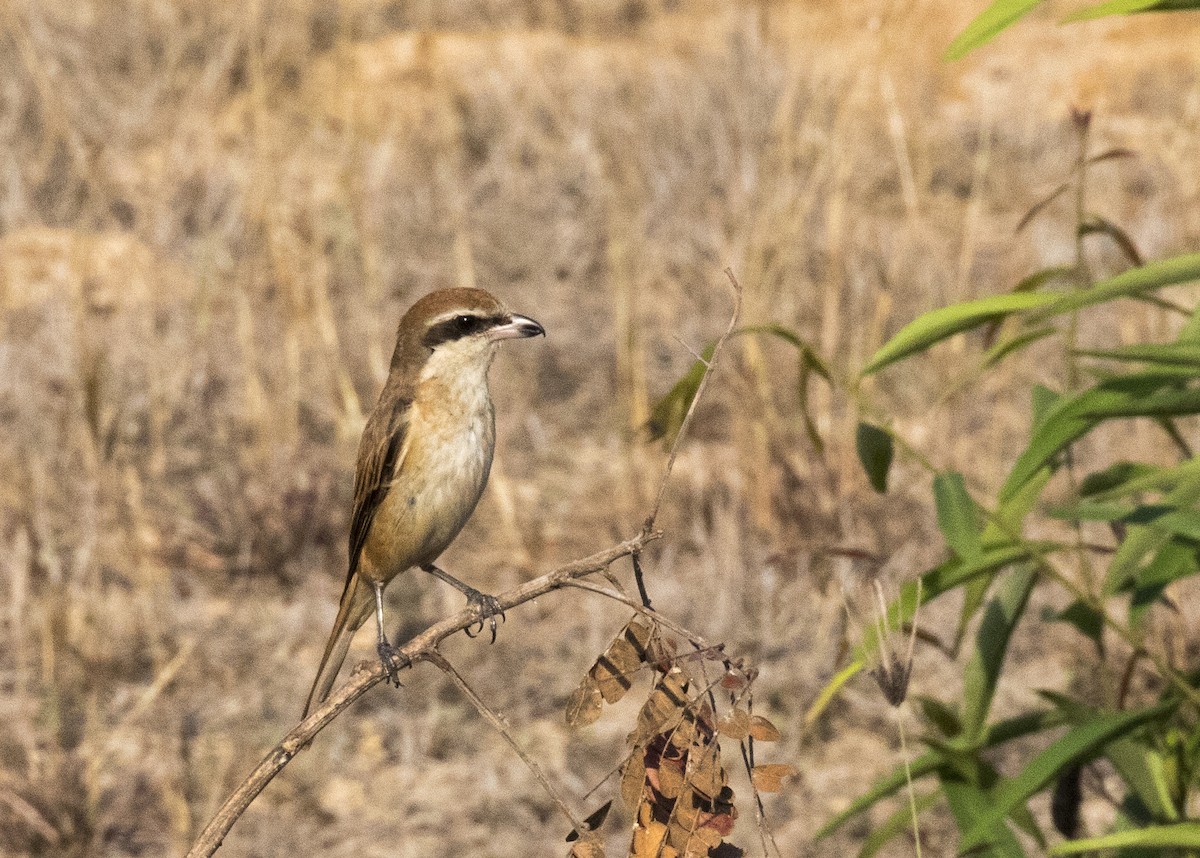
[462,589,504,643]
[377,640,410,688]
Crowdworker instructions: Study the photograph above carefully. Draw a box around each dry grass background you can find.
[1,0,1199,855]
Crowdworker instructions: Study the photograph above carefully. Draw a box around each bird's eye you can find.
[454,315,473,331]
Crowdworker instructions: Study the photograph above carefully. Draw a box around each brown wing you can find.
[346,394,412,582]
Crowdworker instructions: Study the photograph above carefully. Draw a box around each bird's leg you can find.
[420,564,505,642]
[372,580,408,687]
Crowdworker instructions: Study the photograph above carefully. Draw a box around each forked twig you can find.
[186,534,659,858]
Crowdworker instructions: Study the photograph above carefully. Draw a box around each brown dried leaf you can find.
[748,715,781,742]
[625,617,654,658]
[565,684,603,728]
[704,809,737,837]
[750,763,799,793]
[717,708,750,740]
[573,620,655,718]
[719,677,745,692]
[646,634,677,672]
[620,754,648,813]
[592,622,651,703]
[689,823,724,849]
[672,787,700,828]
[668,716,699,750]
[668,807,724,857]
[689,757,726,799]
[593,644,637,704]
[632,668,689,745]
[657,760,685,799]
[631,818,669,857]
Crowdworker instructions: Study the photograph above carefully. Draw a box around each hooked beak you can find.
[488,313,545,341]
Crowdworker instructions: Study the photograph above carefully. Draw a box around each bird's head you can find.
[391,287,545,384]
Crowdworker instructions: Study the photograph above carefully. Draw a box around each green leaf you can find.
[1013,265,1079,294]
[816,752,943,839]
[1063,0,1200,22]
[1030,384,1061,427]
[982,325,1057,369]
[959,702,1179,852]
[934,472,982,559]
[944,0,1048,60]
[738,324,832,380]
[960,567,1036,744]
[1052,600,1105,650]
[1078,343,1200,368]
[1047,500,1134,522]
[1105,468,1200,593]
[1106,739,1180,822]
[1079,461,1160,497]
[954,579,992,660]
[1124,505,1200,540]
[1000,374,1200,504]
[944,777,1028,857]
[646,343,715,446]
[1025,252,1200,323]
[863,292,1057,375]
[1081,384,1200,420]
[916,695,963,738]
[1178,304,1200,342]
[856,422,893,493]
[1049,822,1200,855]
[804,659,864,727]
[798,359,825,455]
[1133,539,1199,589]
[1130,540,1199,629]
[1085,457,1200,503]
[815,708,1068,838]
[986,466,1052,543]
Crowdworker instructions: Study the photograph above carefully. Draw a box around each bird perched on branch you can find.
[303,288,544,717]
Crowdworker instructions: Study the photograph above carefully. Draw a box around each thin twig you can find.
[644,268,743,533]
[566,579,722,659]
[185,532,659,858]
[427,652,586,834]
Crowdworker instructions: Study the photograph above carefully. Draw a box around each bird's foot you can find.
[377,640,411,688]
[461,588,505,643]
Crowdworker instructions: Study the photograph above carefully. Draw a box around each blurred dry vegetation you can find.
[1,0,1198,855]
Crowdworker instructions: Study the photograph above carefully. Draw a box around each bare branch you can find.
[644,268,743,533]
[186,531,659,858]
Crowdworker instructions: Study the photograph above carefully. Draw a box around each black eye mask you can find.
[422,313,507,349]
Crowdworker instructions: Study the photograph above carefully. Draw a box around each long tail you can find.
[303,571,374,718]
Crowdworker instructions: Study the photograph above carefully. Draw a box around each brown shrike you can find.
[303,287,544,717]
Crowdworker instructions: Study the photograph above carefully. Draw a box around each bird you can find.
[302,287,544,717]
